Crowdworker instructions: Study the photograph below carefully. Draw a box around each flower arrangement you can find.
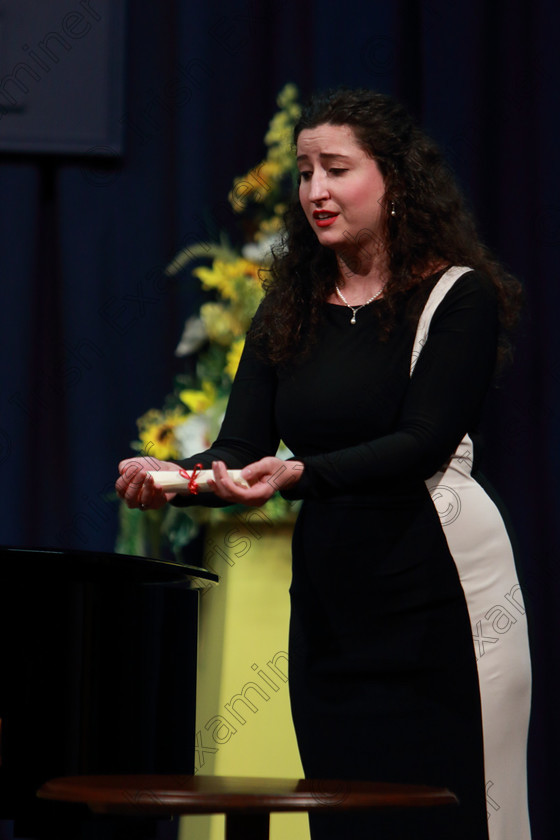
[116,84,301,561]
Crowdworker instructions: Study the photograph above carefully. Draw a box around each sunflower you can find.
[135,408,187,460]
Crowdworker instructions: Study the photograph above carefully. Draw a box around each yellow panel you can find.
[180,521,310,840]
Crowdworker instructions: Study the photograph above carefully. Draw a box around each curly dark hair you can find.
[252,87,521,366]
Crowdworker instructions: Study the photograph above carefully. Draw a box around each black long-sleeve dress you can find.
[174,266,532,840]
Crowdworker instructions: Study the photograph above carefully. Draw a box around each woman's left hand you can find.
[209,457,304,507]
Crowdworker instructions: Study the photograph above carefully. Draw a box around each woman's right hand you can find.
[115,457,182,510]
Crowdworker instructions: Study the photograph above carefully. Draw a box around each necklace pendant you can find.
[334,283,385,327]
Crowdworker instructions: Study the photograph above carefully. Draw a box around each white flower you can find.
[175,316,208,357]
[241,233,284,265]
[174,414,212,458]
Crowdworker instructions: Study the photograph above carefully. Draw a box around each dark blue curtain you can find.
[1,1,558,837]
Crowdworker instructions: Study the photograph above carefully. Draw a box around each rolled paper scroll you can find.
[146,469,249,494]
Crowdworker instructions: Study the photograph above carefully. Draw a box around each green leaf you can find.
[160,507,201,561]
[166,241,238,276]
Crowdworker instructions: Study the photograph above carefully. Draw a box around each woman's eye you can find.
[299,171,312,181]
[330,168,347,176]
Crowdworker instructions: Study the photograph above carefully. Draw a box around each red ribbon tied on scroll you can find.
[179,463,204,495]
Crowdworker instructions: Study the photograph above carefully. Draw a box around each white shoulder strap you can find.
[410,265,472,376]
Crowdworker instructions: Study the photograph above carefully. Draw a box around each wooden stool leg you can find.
[225,812,270,840]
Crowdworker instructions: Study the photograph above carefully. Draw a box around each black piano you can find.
[0,546,217,837]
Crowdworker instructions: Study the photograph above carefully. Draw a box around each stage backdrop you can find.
[1,2,558,838]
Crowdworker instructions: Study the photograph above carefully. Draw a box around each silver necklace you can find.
[334,284,385,324]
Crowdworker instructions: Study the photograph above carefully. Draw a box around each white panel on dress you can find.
[411,266,532,840]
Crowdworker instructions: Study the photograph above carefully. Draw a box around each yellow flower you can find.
[229,160,283,211]
[265,112,292,153]
[200,302,245,345]
[227,84,300,214]
[179,381,217,414]
[194,263,234,300]
[256,215,283,239]
[225,338,245,381]
[266,84,300,147]
[193,258,261,303]
[276,82,299,110]
[136,408,186,460]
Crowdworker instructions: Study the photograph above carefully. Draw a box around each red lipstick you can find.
[313,210,339,227]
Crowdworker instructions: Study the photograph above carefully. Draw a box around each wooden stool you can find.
[38,774,458,839]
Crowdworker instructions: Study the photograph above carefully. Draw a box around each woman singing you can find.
[116,88,531,840]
